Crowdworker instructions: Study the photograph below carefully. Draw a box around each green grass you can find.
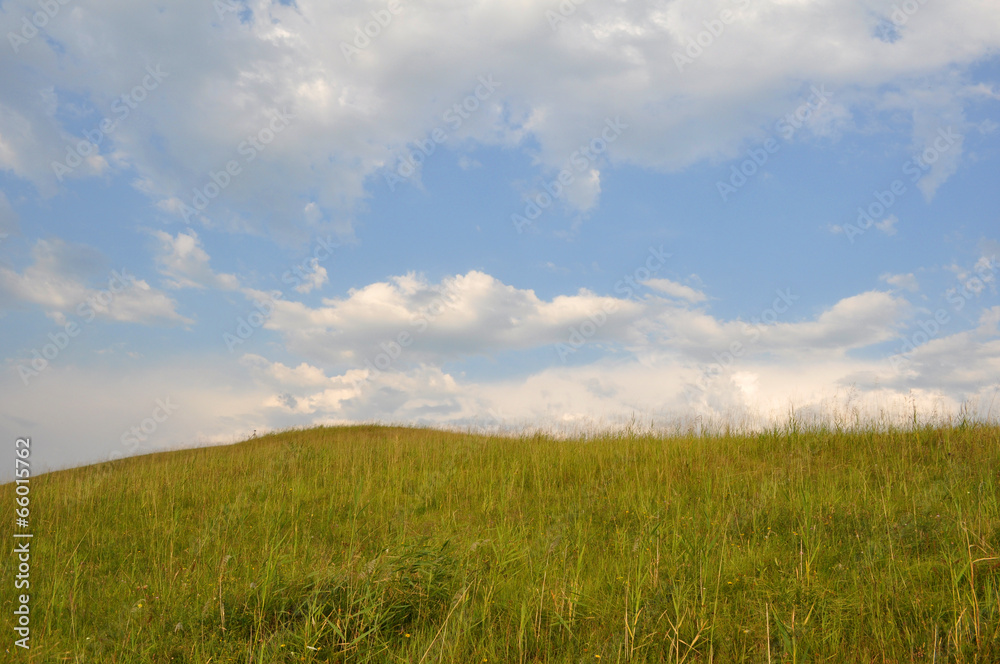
[3,422,1000,662]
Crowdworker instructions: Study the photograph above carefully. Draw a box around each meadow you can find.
[2,421,999,662]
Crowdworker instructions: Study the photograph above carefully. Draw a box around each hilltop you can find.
[2,423,999,662]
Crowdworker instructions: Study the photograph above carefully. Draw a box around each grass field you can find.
[2,421,1000,662]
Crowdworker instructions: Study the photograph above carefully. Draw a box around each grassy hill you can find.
[3,423,1000,662]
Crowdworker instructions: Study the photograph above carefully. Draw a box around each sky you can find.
[1,0,999,477]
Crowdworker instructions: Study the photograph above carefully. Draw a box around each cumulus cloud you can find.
[0,238,191,325]
[644,278,707,303]
[245,269,916,382]
[875,214,899,236]
[293,263,328,294]
[235,283,994,433]
[1,0,997,232]
[765,291,909,351]
[829,213,898,239]
[3,279,996,480]
[153,229,240,291]
[0,355,275,474]
[881,272,919,292]
[881,306,1000,393]
[252,270,643,367]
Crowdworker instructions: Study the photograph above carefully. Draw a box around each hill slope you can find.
[3,424,1000,662]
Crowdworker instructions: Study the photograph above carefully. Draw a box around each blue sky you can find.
[1,0,999,475]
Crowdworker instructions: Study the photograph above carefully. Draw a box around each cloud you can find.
[241,354,341,388]
[252,270,644,367]
[0,355,275,476]
[881,306,1000,393]
[946,251,999,295]
[249,269,916,382]
[830,213,898,239]
[765,291,909,351]
[561,168,602,213]
[875,214,899,236]
[3,283,996,481]
[643,278,707,303]
[293,264,327,294]
[5,338,992,481]
[0,238,191,325]
[1,0,997,231]
[241,286,994,432]
[624,289,910,364]
[153,229,240,291]
[881,272,919,292]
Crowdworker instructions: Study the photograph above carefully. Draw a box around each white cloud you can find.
[1,0,996,229]
[764,291,909,351]
[643,278,707,303]
[875,214,899,236]
[3,286,996,481]
[241,354,340,388]
[235,287,996,431]
[153,229,240,291]
[562,168,602,213]
[247,269,917,381]
[881,306,1000,393]
[0,355,274,476]
[293,263,327,294]
[251,270,643,366]
[880,272,919,292]
[946,251,999,294]
[880,81,968,202]
[624,289,910,363]
[0,238,191,325]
